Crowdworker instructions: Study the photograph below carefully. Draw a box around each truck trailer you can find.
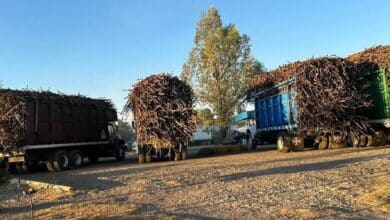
[0,90,126,173]
[249,67,390,152]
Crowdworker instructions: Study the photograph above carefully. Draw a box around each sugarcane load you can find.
[248,48,390,152]
[126,73,196,163]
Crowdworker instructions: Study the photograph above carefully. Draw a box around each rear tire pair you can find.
[138,153,152,163]
[46,150,83,172]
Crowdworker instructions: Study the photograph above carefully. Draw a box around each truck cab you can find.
[233,111,257,149]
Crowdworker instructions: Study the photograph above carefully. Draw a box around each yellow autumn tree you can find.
[182,6,264,141]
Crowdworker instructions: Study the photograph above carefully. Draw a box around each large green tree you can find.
[182,7,263,138]
[196,108,214,127]
[117,119,134,142]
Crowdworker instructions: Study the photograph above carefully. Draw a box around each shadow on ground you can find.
[218,154,387,182]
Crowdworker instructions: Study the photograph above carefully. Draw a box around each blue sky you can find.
[1,0,389,110]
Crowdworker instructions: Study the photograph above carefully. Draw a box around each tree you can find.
[116,120,134,142]
[196,108,214,127]
[182,6,264,140]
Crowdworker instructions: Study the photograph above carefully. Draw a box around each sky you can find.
[1,0,390,111]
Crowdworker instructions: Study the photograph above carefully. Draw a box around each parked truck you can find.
[232,111,256,148]
[0,90,126,173]
[249,67,390,151]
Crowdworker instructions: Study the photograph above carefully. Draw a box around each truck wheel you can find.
[138,153,146,163]
[329,134,346,149]
[115,147,126,161]
[373,130,386,146]
[51,151,70,171]
[15,163,30,174]
[291,135,304,151]
[69,150,83,168]
[351,135,360,148]
[0,160,9,175]
[277,135,291,153]
[360,135,368,147]
[239,138,248,146]
[169,149,175,161]
[175,150,182,161]
[145,153,152,163]
[46,161,56,172]
[318,135,329,150]
[182,149,188,160]
[366,135,373,147]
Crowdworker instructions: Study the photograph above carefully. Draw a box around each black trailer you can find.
[0,90,126,173]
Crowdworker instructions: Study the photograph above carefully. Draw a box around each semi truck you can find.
[0,90,126,173]
[248,68,390,152]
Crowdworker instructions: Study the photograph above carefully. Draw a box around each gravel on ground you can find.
[0,146,389,219]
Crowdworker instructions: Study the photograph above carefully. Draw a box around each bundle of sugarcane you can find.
[249,61,302,91]
[125,74,196,148]
[0,89,114,152]
[347,45,390,87]
[249,57,375,138]
[0,90,27,151]
[295,57,375,137]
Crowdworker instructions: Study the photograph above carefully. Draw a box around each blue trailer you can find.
[249,69,390,152]
[248,78,307,152]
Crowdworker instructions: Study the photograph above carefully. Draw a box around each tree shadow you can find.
[221,146,389,171]
[17,161,186,190]
[218,154,386,182]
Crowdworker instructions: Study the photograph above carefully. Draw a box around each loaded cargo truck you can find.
[248,67,390,152]
[126,74,196,163]
[0,90,126,173]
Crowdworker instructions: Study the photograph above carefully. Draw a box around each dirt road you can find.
[1,146,389,219]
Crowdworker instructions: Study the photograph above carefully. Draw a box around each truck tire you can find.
[15,163,30,174]
[46,161,56,172]
[291,135,304,151]
[145,153,152,163]
[138,153,146,163]
[69,150,83,168]
[51,151,71,171]
[329,134,346,149]
[115,146,126,161]
[351,135,360,148]
[182,148,188,160]
[239,137,248,146]
[169,149,175,161]
[175,150,182,161]
[277,135,291,153]
[360,135,368,147]
[366,135,373,147]
[318,135,329,150]
[0,160,9,175]
[373,130,386,146]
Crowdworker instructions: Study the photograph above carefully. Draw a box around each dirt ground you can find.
[0,146,389,219]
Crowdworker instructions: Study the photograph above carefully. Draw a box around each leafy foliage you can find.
[117,120,134,142]
[196,108,214,127]
[182,7,264,135]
